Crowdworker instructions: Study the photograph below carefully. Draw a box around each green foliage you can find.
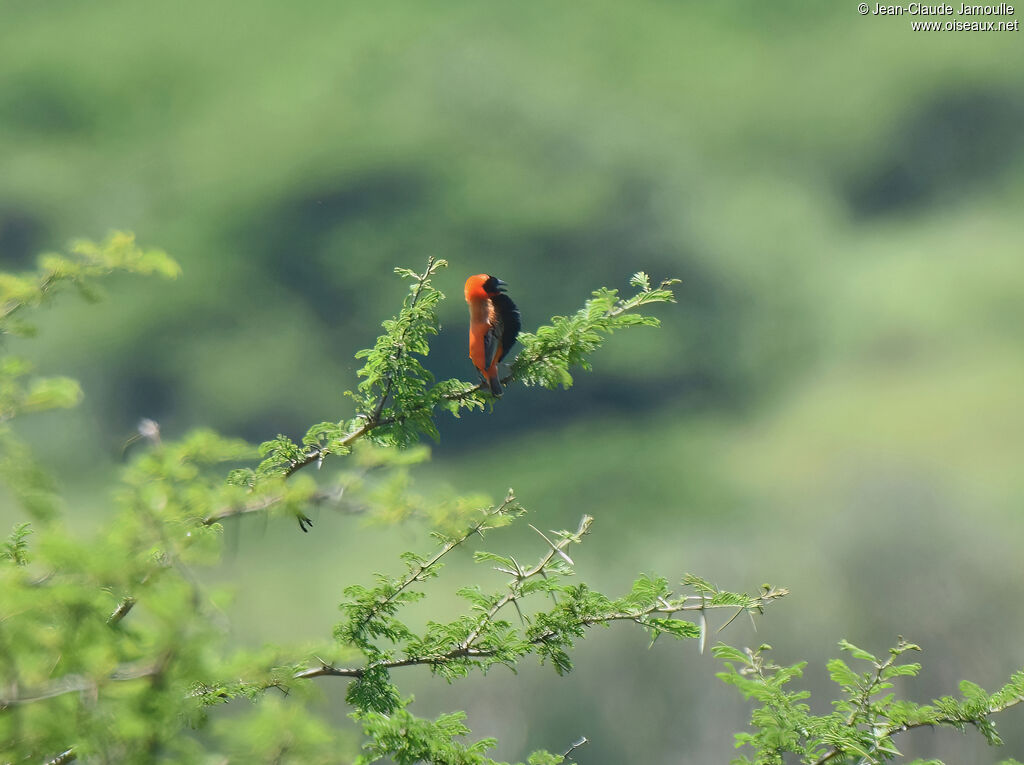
[4,243,761,762]
[352,259,451,446]
[511,274,680,390]
[253,260,677,483]
[0,233,179,523]
[318,500,784,717]
[209,693,345,764]
[354,703,502,765]
[0,358,81,422]
[0,522,32,565]
[353,703,580,765]
[715,637,1024,764]
[0,230,179,339]
[3,240,1020,762]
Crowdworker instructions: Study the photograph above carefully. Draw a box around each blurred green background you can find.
[3,1,1024,761]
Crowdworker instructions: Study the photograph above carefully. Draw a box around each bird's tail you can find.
[487,373,503,397]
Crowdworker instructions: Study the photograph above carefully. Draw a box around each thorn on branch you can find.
[560,736,588,762]
[717,606,744,635]
[120,417,162,459]
[528,524,575,566]
[698,608,707,656]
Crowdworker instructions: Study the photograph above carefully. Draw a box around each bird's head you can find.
[464,274,508,301]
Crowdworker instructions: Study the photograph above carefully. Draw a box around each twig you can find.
[808,689,1024,765]
[0,661,163,710]
[283,258,437,481]
[560,736,588,762]
[107,596,137,626]
[0,271,58,329]
[201,487,349,526]
[441,280,676,404]
[45,748,76,765]
[459,516,592,654]
[293,570,784,681]
[340,493,519,645]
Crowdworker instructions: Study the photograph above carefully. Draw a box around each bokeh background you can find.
[3,1,1024,761]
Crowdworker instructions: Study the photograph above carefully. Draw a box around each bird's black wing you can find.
[491,293,521,363]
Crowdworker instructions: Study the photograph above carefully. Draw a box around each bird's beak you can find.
[494,279,508,292]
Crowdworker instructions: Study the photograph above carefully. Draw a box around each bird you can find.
[464,274,521,397]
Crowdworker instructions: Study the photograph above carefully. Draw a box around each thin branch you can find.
[282,419,373,479]
[280,411,404,480]
[201,487,350,526]
[370,260,435,424]
[282,259,437,480]
[0,271,58,330]
[293,610,709,679]
[808,694,1024,765]
[459,516,592,654]
[441,279,677,405]
[0,661,163,711]
[559,736,588,762]
[282,268,675,480]
[45,749,76,765]
[107,596,137,626]
[293,576,785,681]
[341,493,519,646]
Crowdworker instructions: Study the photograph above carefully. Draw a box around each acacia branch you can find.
[559,736,588,762]
[293,607,740,680]
[459,515,593,653]
[278,270,676,482]
[502,280,677,391]
[201,487,351,526]
[294,578,785,681]
[281,416,397,479]
[342,492,519,644]
[0,660,163,711]
[0,272,58,330]
[45,749,76,765]
[808,692,1024,765]
[282,260,438,480]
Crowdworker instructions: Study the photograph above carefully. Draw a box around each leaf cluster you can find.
[0,230,179,339]
[0,233,180,523]
[354,703,579,765]
[715,637,1024,764]
[510,273,680,390]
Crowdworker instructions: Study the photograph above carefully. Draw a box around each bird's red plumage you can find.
[464,274,520,396]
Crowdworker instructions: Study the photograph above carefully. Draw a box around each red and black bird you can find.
[464,274,521,397]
